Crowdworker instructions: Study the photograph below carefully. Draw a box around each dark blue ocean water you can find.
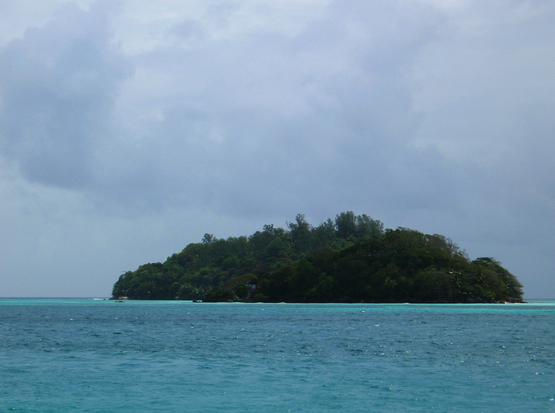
[0,299,553,412]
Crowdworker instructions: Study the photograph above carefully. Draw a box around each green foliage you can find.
[111,212,524,303]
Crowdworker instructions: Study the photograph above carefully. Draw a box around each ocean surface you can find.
[0,299,554,412]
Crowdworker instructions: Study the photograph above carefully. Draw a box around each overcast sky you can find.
[0,0,553,298]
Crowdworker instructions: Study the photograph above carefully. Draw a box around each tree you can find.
[288,214,312,253]
[355,214,384,239]
[335,211,357,239]
[112,212,524,304]
[202,233,216,244]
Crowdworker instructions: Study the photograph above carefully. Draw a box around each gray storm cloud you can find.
[104,0,451,216]
[1,0,449,214]
[0,2,133,188]
[0,0,554,297]
[1,0,553,223]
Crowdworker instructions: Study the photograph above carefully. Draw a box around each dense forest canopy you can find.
[112,212,524,303]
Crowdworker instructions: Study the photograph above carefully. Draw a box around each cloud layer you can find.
[0,0,554,297]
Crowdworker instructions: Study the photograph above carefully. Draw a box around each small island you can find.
[112,212,524,303]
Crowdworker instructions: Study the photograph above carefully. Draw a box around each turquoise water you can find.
[1,299,554,412]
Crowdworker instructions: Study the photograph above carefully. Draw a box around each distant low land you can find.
[112,212,524,303]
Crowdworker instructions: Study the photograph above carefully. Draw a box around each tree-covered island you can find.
[112,212,524,303]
